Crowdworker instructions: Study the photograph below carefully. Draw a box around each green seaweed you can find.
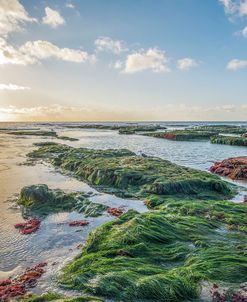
[59,209,247,301]
[7,130,78,141]
[194,125,247,135]
[18,184,108,217]
[20,292,103,302]
[143,130,216,141]
[210,135,247,146]
[28,144,234,202]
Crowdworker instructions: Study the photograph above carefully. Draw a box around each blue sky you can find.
[0,0,247,121]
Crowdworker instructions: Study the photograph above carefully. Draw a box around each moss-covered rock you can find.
[28,144,234,201]
[18,184,108,217]
[59,209,247,301]
[210,135,247,146]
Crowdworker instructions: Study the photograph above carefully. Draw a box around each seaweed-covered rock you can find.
[7,130,78,141]
[143,130,215,141]
[210,157,247,180]
[59,209,247,301]
[28,144,234,202]
[18,185,108,217]
[7,130,57,137]
[210,135,247,146]
[194,125,247,135]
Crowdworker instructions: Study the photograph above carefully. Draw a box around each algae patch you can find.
[28,144,234,202]
[18,184,108,217]
[59,209,247,301]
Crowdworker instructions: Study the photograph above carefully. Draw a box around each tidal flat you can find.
[0,122,247,302]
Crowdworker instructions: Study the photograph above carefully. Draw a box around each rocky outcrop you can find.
[210,157,247,180]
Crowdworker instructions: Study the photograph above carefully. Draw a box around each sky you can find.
[0,0,247,121]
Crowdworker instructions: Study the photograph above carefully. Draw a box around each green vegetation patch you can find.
[59,209,247,301]
[210,135,247,146]
[194,125,247,135]
[28,144,234,201]
[18,184,108,217]
[143,130,216,141]
[7,130,78,141]
[20,292,103,302]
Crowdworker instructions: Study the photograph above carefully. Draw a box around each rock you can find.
[210,157,247,180]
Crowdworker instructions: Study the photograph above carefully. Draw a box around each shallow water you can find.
[0,121,246,296]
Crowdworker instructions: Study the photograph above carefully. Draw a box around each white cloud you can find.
[226,59,247,70]
[95,36,127,54]
[65,3,75,9]
[113,60,123,69]
[20,40,95,63]
[0,83,30,90]
[239,0,247,15]
[219,0,247,18]
[241,25,247,37]
[177,58,198,70]
[0,37,36,65]
[123,48,170,74]
[219,0,238,15]
[42,7,65,28]
[0,0,36,37]
[0,38,96,65]
[1,103,247,122]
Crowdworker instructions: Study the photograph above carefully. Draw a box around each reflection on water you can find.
[0,122,246,295]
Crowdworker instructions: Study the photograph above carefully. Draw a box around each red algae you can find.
[0,263,47,300]
[210,157,247,180]
[210,283,247,302]
[68,220,89,227]
[107,207,124,217]
[14,218,40,235]
[164,133,177,140]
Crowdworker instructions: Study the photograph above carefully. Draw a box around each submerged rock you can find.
[210,157,247,180]
[18,184,108,217]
